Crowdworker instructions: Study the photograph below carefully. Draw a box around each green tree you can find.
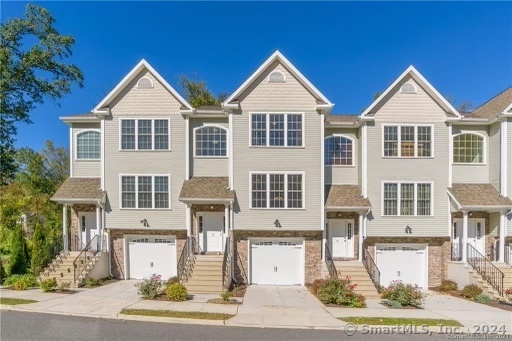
[31,222,51,274]
[0,4,83,185]
[0,260,5,284]
[7,225,29,275]
[179,75,227,108]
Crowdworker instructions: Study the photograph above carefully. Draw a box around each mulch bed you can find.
[430,287,512,312]
[379,302,422,309]
[206,298,241,305]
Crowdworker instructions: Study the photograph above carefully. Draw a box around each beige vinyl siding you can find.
[488,212,499,237]
[358,129,362,187]
[72,123,101,177]
[104,70,186,231]
[324,128,359,185]
[365,78,450,237]
[488,122,501,191]
[233,61,322,231]
[452,125,489,183]
[190,118,229,177]
[508,119,512,235]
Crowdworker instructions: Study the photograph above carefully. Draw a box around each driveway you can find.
[226,286,344,330]
[8,280,141,317]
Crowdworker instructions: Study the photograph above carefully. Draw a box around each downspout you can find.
[320,111,326,260]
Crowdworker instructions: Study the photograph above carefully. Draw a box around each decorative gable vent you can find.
[268,71,286,83]
[400,82,417,94]
[137,77,153,89]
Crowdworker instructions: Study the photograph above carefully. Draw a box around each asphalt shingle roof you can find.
[467,87,512,119]
[325,185,371,208]
[325,115,358,124]
[179,177,234,201]
[51,177,104,202]
[448,183,512,207]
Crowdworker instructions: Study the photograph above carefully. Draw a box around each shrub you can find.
[439,280,458,292]
[167,276,178,285]
[461,284,482,299]
[0,262,5,285]
[311,278,327,296]
[380,280,424,307]
[4,274,38,288]
[221,291,232,302]
[135,274,163,299]
[317,277,366,308]
[30,223,52,275]
[59,281,71,291]
[384,299,403,309]
[475,293,492,304]
[505,288,512,303]
[85,277,99,287]
[166,283,187,301]
[8,226,29,275]
[40,278,57,292]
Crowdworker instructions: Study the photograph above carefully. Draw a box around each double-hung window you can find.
[120,119,170,150]
[382,182,432,216]
[383,125,432,157]
[121,175,170,209]
[251,113,303,147]
[251,172,304,209]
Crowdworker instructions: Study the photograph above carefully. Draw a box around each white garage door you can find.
[250,239,304,286]
[376,244,427,289]
[127,236,177,280]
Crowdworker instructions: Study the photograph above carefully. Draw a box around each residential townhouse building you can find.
[49,51,512,296]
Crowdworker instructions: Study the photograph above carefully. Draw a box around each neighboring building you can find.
[50,51,512,294]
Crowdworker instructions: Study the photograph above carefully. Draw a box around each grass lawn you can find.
[341,317,462,327]
[0,297,38,305]
[121,309,234,321]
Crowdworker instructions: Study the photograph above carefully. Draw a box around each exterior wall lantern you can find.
[405,225,412,234]
[274,219,282,228]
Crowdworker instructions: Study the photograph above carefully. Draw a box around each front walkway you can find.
[226,286,345,330]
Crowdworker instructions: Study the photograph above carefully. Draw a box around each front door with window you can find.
[197,212,224,252]
[453,218,485,255]
[79,212,98,251]
[329,219,354,258]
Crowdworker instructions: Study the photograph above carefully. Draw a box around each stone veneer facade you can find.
[363,237,451,288]
[109,229,187,279]
[233,230,322,285]
[70,204,96,251]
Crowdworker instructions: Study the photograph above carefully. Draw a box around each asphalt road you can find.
[0,311,458,340]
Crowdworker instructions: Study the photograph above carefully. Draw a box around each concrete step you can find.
[192,265,223,272]
[187,274,222,281]
[184,284,222,293]
[187,279,222,286]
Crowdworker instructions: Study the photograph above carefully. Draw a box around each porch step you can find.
[184,255,224,294]
[335,261,380,299]
[39,251,104,288]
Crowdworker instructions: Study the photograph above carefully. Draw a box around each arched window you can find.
[268,71,286,83]
[195,126,227,157]
[76,131,100,159]
[400,82,417,94]
[137,77,153,89]
[453,133,484,163]
[325,136,353,165]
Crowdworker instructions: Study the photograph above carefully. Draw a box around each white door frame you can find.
[328,219,355,258]
[197,212,224,252]
[248,238,305,286]
[78,212,97,248]
[453,218,486,255]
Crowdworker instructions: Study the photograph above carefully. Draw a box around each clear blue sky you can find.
[4,1,512,151]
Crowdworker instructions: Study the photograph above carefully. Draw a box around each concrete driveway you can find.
[8,280,141,318]
[226,286,344,330]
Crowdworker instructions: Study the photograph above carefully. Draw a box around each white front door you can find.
[453,218,485,255]
[250,239,304,285]
[79,212,97,250]
[127,236,177,280]
[376,244,427,289]
[329,219,354,258]
[198,212,224,252]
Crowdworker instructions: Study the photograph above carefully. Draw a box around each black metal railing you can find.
[324,243,337,279]
[506,245,511,266]
[491,243,512,266]
[222,237,232,289]
[177,237,191,283]
[451,243,463,261]
[236,251,248,285]
[362,247,381,293]
[467,244,504,296]
[191,235,203,255]
[73,235,100,283]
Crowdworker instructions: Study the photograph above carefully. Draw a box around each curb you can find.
[118,314,227,326]
[225,320,345,331]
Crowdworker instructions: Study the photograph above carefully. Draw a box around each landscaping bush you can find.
[0,261,5,285]
[85,277,99,287]
[475,294,492,304]
[505,288,512,303]
[59,281,71,291]
[439,280,458,292]
[461,284,482,299]
[8,226,29,275]
[317,277,366,308]
[4,274,38,289]
[135,274,163,299]
[311,278,327,296]
[221,291,232,302]
[40,278,57,292]
[166,283,187,301]
[380,280,424,307]
[167,276,178,285]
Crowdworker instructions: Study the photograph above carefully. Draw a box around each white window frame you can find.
[249,112,305,148]
[381,124,434,158]
[249,171,306,209]
[136,77,154,89]
[381,181,434,217]
[452,132,486,165]
[119,174,171,210]
[267,70,286,83]
[75,129,101,161]
[324,134,355,167]
[193,124,229,158]
[119,118,171,151]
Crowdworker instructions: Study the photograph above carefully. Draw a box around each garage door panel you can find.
[376,245,426,289]
[128,237,177,280]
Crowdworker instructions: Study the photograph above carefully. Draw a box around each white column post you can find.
[322,214,326,261]
[63,205,68,252]
[96,205,102,251]
[499,211,506,262]
[358,213,364,261]
[186,204,191,254]
[224,204,229,251]
[462,211,469,262]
